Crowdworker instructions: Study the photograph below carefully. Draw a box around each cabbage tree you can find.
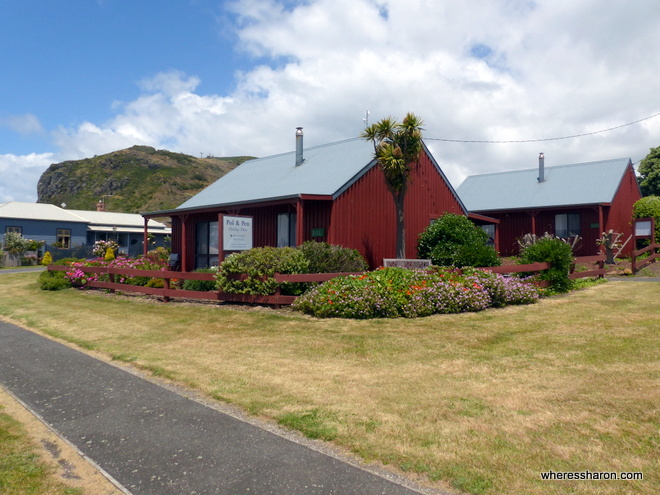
[362,113,424,259]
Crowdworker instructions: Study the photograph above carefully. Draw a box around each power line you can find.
[425,110,660,144]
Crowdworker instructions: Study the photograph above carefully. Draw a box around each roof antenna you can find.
[363,110,370,127]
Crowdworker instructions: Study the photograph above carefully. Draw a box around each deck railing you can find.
[48,255,605,307]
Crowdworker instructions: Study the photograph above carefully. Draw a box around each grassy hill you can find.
[37,146,253,213]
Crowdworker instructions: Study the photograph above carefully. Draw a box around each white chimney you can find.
[537,152,545,182]
[295,127,304,166]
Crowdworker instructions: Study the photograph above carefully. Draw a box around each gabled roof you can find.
[173,138,377,211]
[456,158,634,212]
[0,202,88,223]
[0,202,169,233]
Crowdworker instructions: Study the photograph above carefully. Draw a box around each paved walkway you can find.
[0,321,437,495]
[0,266,46,274]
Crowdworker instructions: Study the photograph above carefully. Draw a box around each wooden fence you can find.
[48,255,605,307]
[632,241,660,274]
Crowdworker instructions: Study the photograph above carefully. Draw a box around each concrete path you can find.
[0,321,435,495]
[0,266,46,274]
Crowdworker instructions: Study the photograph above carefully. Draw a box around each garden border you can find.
[48,255,604,307]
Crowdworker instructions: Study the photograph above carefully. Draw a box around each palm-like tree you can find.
[361,113,424,259]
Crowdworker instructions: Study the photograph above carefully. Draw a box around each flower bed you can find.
[64,256,168,287]
[292,267,540,319]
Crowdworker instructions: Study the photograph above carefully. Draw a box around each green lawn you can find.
[0,272,657,495]
[0,404,81,495]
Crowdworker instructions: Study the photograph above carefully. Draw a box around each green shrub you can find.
[146,246,171,263]
[216,246,310,295]
[518,237,574,293]
[183,267,218,291]
[297,241,368,273]
[633,195,660,244]
[145,278,164,288]
[2,231,32,255]
[53,257,84,266]
[38,270,72,291]
[417,214,501,268]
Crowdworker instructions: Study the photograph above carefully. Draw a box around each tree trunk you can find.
[394,191,406,259]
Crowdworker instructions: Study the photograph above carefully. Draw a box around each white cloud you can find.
[0,114,44,136]
[4,0,660,203]
[0,153,55,203]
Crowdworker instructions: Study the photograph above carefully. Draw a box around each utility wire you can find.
[425,110,660,144]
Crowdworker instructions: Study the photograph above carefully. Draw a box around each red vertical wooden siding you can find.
[169,150,465,269]
[470,163,641,258]
[303,201,332,243]
[478,211,531,257]
[605,164,642,256]
[330,152,464,268]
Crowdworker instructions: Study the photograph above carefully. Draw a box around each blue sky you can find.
[1,0,244,154]
[2,0,660,203]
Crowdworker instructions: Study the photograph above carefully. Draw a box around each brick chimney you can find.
[96,200,105,212]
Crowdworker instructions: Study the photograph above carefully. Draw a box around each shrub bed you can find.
[215,243,369,296]
[293,267,539,319]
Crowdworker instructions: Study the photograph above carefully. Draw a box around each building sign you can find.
[223,215,253,251]
[311,228,325,237]
[383,259,432,269]
[635,219,653,237]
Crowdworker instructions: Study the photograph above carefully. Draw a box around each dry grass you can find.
[0,272,658,495]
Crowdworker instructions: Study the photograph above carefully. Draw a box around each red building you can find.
[143,131,467,270]
[456,155,642,257]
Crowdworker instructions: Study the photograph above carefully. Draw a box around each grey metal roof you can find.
[0,202,88,223]
[0,202,169,233]
[176,138,376,210]
[67,209,169,231]
[456,157,633,212]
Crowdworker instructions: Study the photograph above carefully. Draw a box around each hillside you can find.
[37,146,253,213]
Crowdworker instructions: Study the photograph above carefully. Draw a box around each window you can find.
[5,226,22,234]
[56,228,71,248]
[195,221,218,268]
[555,213,580,238]
[277,213,297,247]
[480,224,495,247]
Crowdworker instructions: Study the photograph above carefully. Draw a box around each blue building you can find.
[1,202,170,258]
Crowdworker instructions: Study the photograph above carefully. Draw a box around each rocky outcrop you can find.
[37,146,252,213]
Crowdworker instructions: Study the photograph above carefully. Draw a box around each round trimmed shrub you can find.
[38,270,72,291]
[417,214,500,268]
[633,195,660,244]
[216,246,310,295]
